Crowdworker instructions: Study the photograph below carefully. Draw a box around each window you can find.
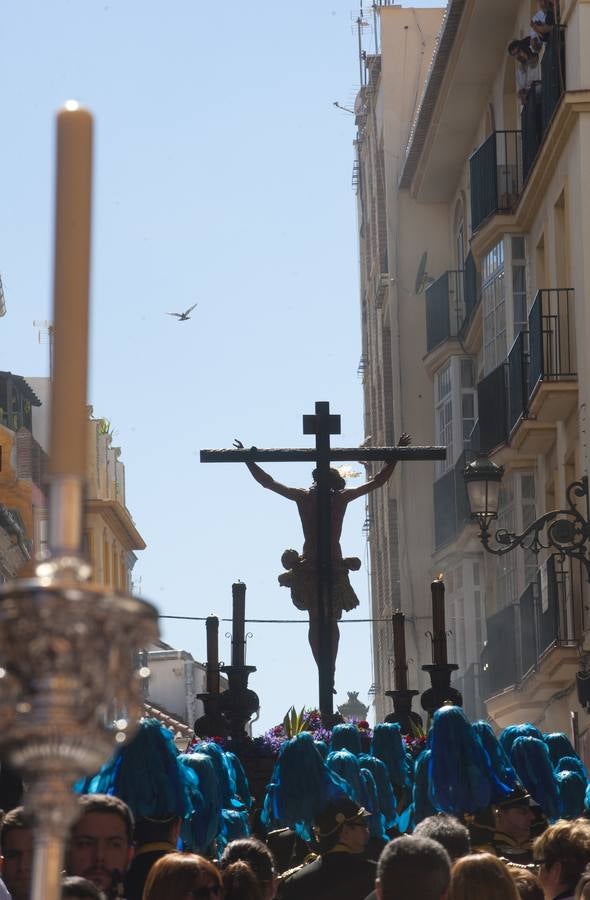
[435,357,478,475]
[435,361,453,476]
[482,240,506,374]
[495,471,537,609]
[511,236,528,335]
[460,359,476,449]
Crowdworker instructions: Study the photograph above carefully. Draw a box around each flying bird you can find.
[167,303,197,321]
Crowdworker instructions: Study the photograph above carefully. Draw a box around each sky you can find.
[0,0,444,734]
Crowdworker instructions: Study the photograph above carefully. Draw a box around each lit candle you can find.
[431,576,447,665]
[392,610,408,691]
[205,616,220,694]
[231,582,246,667]
[49,101,93,479]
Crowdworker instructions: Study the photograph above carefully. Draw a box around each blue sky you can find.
[0,0,443,732]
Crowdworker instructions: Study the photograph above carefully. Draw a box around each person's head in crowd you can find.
[509,867,544,900]
[449,853,520,900]
[142,852,222,900]
[221,859,262,900]
[413,814,471,861]
[67,794,134,894]
[314,798,370,855]
[544,733,579,769]
[494,791,536,844]
[61,875,103,900]
[557,770,587,820]
[575,864,590,899]
[510,737,561,823]
[133,814,181,849]
[375,835,451,900]
[0,806,33,900]
[533,818,590,900]
[220,838,277,900]
[507,37,537,64]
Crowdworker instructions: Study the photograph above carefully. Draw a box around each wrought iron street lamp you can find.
[463,456,590,579]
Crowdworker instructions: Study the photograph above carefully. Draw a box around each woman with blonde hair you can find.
[142,852,222,900]
[449,853,521,900]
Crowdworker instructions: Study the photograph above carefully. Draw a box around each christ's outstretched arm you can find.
[341,433,412,502]
[233,439,304,501]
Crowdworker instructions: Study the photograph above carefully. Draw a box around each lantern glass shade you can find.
[463,457,504,521]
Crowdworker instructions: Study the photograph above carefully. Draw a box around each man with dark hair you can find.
[413,814,471,861]
[0,806,32,900]
[280,798,377,900]
[66,794,135,898]
[372,835,451,900]
[124,815,181,900]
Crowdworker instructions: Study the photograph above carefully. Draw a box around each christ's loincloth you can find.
[278,549,361,619]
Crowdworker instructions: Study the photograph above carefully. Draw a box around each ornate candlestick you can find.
[219,582,259,747]
[194,615,229,739]
[384,610,421,734]
[0,103,159,900]
[421,577,461,716]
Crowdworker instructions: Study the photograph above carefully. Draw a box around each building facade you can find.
[26,377,145,589]
[0,372,45,578]
[355,0,590,738]
[145,639,230,734]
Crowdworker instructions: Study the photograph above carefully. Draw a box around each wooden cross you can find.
[201,401,445,722]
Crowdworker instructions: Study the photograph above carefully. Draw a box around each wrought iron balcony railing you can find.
[528,288,576,399]
[521,29,566,182]
[470,131,523,232]
[477,363,509,452]
[481,555,579,700]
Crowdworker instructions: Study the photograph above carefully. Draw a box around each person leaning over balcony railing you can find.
[508,38,540,104]
[530,0,556,53]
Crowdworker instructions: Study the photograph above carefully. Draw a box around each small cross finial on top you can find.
[302,401,341,437]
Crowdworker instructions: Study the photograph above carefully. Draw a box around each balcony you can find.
[542,27,566,131]
[433,451,471,550]
[481,556,581,712]
[469,131,523,233]
[527,288,577,426]
[425,253,480,355]
[477,289,576,455]
[521,29,566,182]
[425,270,464,353]
[477,363,508,452]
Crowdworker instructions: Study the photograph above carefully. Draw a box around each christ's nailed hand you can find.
[233,439,244,449]
[398,433,412,446]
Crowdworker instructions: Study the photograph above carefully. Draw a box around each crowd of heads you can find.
[2,706,590,898]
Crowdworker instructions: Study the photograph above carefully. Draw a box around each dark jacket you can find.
[124,843,176,900]
[280,851,377,900]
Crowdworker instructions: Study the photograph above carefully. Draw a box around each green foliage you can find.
[282,706,314,738]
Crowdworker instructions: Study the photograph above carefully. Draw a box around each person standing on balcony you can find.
[508,38,540,103]
[530,0,556,52]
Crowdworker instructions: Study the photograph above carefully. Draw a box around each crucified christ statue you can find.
[233,434,411,683]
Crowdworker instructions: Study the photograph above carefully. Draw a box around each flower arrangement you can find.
[186,709,427,761]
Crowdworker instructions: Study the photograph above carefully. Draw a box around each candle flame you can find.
[64,99,81,112]
[437,573,444,581]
